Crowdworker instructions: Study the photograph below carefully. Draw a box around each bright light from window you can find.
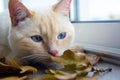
[80,0,120,21]
[88,0,120,20]
[70,0,120,21]
[0,0,4,13]
[22,0,58,8]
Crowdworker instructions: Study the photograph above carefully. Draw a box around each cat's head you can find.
[8,0,75,64]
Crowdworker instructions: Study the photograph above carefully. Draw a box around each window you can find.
[70,0,120,22]
[22,0,58,8]
[0,0,4,13]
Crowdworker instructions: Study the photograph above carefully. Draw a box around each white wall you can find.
[73,22,120,54]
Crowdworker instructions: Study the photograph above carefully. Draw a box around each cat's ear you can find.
[9,0,31,26]
[53,0,72,16]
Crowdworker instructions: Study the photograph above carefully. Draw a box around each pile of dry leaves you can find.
[0,49,112,80]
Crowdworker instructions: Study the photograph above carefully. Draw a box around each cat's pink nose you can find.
[48,50,58,56]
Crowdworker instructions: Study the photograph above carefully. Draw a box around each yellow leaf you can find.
[0,57,38,75]
[20,66,37,74]
[6,57,20,69]
[61,50,75,60]
[7,57,37,74]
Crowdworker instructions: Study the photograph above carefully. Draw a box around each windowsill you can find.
[77,43,120,66]
[78,43,120,54]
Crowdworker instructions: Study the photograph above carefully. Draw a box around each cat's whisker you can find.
[21,54,50,65]
[20,53,50,62]
[20,55,41,64]
[21,54,36,59]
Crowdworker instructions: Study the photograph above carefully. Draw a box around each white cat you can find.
[0,0,75,65]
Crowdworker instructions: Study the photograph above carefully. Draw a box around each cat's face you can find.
[8,0,74,64]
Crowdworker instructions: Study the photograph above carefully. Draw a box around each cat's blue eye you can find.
[31,35,43,42]
[57,32,66,39]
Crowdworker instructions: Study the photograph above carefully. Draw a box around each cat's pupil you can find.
[31,35,43,42]
[58,32,66,39]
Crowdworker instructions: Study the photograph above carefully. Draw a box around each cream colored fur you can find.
[0,0,75,65]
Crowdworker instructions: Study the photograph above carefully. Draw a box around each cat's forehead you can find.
[33,9,62,24]
[32,9,69,32]
[18,9,73,38]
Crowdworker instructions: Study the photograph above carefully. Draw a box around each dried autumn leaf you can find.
[50,49,101,80]
[20,66,37,74]
[0,76,28,80]
[0,49,103,80]
[7,57,38,74]
[61,63,77,72]
[45,69,62,75]
[76,65,92,77]
[44,69,77,80]
[7,57,20,69]
[0,57,37,76]
[0,62,20,74]
[37,50,109,80]
[55,73,77,80]
[51,50,98,71]
[51,50,89,65]
[0,57,5,63]
[37,75,58,80]
[61,50,76,60]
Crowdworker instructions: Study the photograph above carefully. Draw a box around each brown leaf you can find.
[0,76,28,80]
[61,50,76,60]
[50,49,101,80]
[0,57,5,63]
[7,57,20,69]
[37,75,58,80]
[88,56,100,66]
[55,73,77,80]
[0,62,20,74]
[7,57,38,74]
[45,69,77,80]
[20,66,37,74]
[0,57,37,76]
